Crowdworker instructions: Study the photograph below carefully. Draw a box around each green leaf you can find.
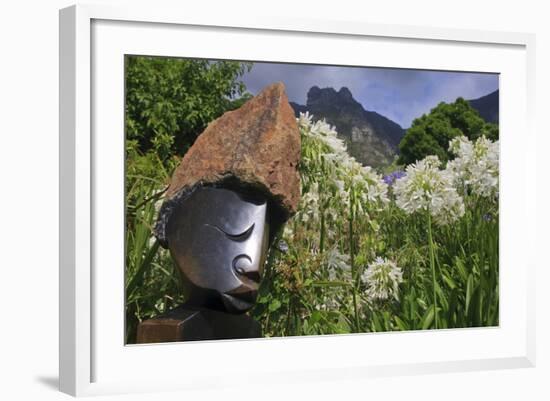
[268,299,282,312]
[421,307,435,330]
[394,316,409,331]
[256,294,270,304]
[310,310,322,324]
[311,280,351,288]
[371,312,384,332]
[465,274,474,315]
[447,289,458,325]
[441,271,457,290]
[454,257,468,282]
[336,313,351,333]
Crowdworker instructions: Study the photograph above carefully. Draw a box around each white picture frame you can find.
[59,3,536,397]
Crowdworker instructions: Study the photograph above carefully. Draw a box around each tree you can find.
[125,56,252,162]
[398,97,498,165]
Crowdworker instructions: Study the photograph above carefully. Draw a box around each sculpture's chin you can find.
[221,292,256,314]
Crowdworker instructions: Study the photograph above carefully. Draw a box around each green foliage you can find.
[125,140,182,343]
[124,57,252,343]
[125,56,252,162]
[398,98,498,165]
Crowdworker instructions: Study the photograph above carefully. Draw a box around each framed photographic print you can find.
[59,3,536,396]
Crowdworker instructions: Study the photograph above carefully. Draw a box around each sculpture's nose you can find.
[232,254,261,283]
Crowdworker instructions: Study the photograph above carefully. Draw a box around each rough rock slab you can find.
[165,82,301,218]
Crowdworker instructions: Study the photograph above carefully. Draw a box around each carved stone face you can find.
[165,187,270,314]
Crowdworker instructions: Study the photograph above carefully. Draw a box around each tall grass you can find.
[125,141,183,343]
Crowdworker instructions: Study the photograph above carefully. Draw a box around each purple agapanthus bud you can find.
[383,171,406,186]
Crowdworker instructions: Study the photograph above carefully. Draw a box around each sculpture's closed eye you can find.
[205,223,255,242]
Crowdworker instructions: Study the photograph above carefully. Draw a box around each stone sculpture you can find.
[136,82,301,343]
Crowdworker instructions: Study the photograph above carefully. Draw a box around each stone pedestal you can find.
[136,305,261,344]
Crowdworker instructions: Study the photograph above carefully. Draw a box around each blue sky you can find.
[241,62,499,129]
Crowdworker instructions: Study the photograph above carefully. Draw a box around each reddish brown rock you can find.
[165,82,301,218]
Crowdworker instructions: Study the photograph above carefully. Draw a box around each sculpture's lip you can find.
[221,286,259,312]
[225,287,258,303]
[221,292,256,313]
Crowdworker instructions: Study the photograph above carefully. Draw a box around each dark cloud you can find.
[241,62,498,128]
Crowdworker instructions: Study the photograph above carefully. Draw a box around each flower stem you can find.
[427,212,438,329]
[349,191,360,333]
[320,208,326,253]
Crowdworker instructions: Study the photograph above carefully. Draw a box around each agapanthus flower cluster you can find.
[346,163,390,208]
[297,181,321,224]
[446,135,499,199]
[393,155,465,225]
[325,247,351,280]
[361,257,403,301]
[296,112,389,223]
[301,114,349,158]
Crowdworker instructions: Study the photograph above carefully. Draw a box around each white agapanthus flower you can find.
[309,118,349,157]
[446,135,499,198]
[296,182,321,223]
[361,257,403,301]
[393,155,465,225]
[325,247,351,280]
[297,111,314,127]
[359,165,390,205]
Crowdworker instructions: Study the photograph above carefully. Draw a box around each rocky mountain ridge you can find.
[290,86,499,168]
[290,86,405,167]
[468,89,499,124]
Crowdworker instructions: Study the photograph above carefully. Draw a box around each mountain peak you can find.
[306,86,361,109]
[291,86,405,168]
[307,86,335,101]
[338,86,353,99]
